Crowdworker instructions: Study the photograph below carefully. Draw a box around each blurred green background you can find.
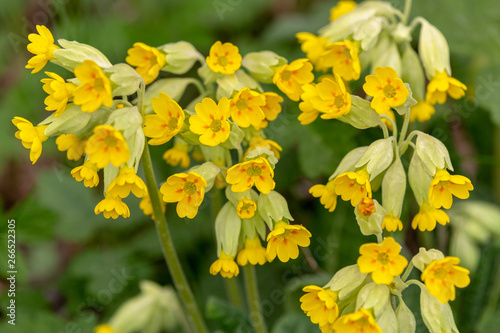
[0,0,499,332]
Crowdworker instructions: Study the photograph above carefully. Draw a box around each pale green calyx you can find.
[324,264,368,301]
[353,16,387,51]
[418,18,451,79]
[189,162,220,192]
[355,138,394,181]
[329,146,368,180]
[408,153,432,206]
[53,39,112,71]
[257,190,293,230]
[402,45,425,101]
[42,104,92,136]
[355,282,390,317]
[376,302,399,333]
[396,298,416,333]
[338,96,382,130]
[225,187,259,207]
[415,132,453,176]
[245,146,278,168]
[215,202,241,257]
[158,41,204,74]
[420,285,459,333]
[242,51,287,83]
[142,78,202,114]
[104,63,142,97]
[370,34,402,75]
[382,158,406,217]
[412,248,445,272]
[354,199,385,237]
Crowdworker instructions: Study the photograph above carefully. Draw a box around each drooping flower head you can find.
[302,75,351,119]
[411,201,449,231]
[296,32,328,71]
[143,93,185,145]
[94,195,130,219]
[160,171,207,219]
[55,133,85,161]
[320,40,361,81]
[363,66,409,114]
[73,60,113,112]
[266,221,311,262]
[206,41,242,74]
[300,285,339,329]
[410,100,435,122]
[261,92,283,121]
[226,157,275,194]
[71,161,99,188]
[12,117,48,164]
[106,166,148,199]
[189,97,231,146]
[163,141,190,169]
[126,42,166,84]
[330,0,357,21]
[332,308,382,333]
[85,125,130,169]
[357,237,408,285]
[237,237,268,266]
[210,250,239,278]
[421,256,470,304]
[310,181,337,212]
[273,58,314,101]
[236,198,257,219]
[25,25,59,73]
[428,169,473,209]
[229,88,266,128]
[41,72,75,117]
[426,71,467,105]
[333,169,372,206]
[382,211,403,232]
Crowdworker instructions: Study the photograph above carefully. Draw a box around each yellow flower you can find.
[12,117,48,164]
[332,169,372,206]
[210,250,239,278]
[363,66,409,114]
[56,134,85,161]
[236,198,257,219]
[41,72,75,117]
[273,58,314,101]
[106,166,147,199]
[426,71,467,105]
[310,181,337,212]
[163,141,190,169]
[94,324,116,333]
[160,172,207,219]
[73,60,113,112]
[206,41,242,74]
[301,75,351,120]
[71,161,99,188]
[409,100,435,122]
[237,237,268,266]
[266,221,312,262]
[296,32,328,71]
[332,308,382,333]
[358,197,376,217]
[226,157,275,194]
[189,97,231,146]
[411,201,449,231]
[25,25,59,73]
[85,125,130,169]
[247,136,282,159]
[382,212,403,232]
[143,93,185,145]
[357,237,408,285]
[229,88,266,128]
[298,83,320,125]
[428,169,473,209]
[421,256,470,304]
[300,285,339,329]
[126,42,166,84]
[139,190,166,220]
[320,40,360,81]
[261,92,283,121]
[94,195,130,219]
[330,0,357,21]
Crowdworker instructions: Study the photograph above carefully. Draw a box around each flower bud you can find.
[104,63,142,97]
[352,16,386,50]
[215,201,242,256]
[216,70,262,100]
[328,146,368,181]
[257,190,293,230]
[377,303,399,333]
[157,41,204,74]
[43,104,93,136]
[412,248,444,272]
[189,162,220,192]
[408,152,432,206]
[53,39,112,71]
[241,51,287,83]
[415,132,453,176]
[241,213,267,241]
[396,298,416,333]
[355,282,390,317]
[106,106,142,140]
[225,187,259,206]
[355,138,394,180]
[420,285,459,333]
[418,18,451,79]
[338,95,382,129]
[199,145,226,164]
[245,146,278,168]
[382,158,406,218]
[325,264,368,300]
[143,78,201,113]
[370,35,402,75]
[354,198,385,236]
[402,46,425,101]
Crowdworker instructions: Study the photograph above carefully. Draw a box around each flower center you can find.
[236,98,248,111]
[334,95,344,109]
[104,134,117,147]
[377,252,390,265]
[94,78,105,92]
[217,56,229,67]
[342,46,352,59]
[246,165,262,177]
[434,267,448,279]
[281,70,292,81]
[210,119,222,132]
[183,181,197,196]
[383,84,397,98]
[240,203,253,211]
[358,198,375,216]
[356,317,370,327]
[168,117,178,130]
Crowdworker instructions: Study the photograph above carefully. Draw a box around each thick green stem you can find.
[403,0,413,24]
[244,265,268,333]
[401,261,414,281]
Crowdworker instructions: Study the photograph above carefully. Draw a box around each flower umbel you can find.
[41,72,75,117]
[411,201,449,231]
[300,285,339,329]
[357,237,408,285]
[226,157,275,194]
[210,250,239,278]
[25,25,59,73]
[160,172,207,219]
[363,66,409,114]
[426,71,467,105]
[12,117,48,164]
[310,181,337,212]
[143,92,185,145]
[71,161,99,188]
[428,169,473,209]
[237,237,268,266]
[85,125,130,169]
[421,256,470,303]
[189,97,231,146]
[273,58,314,101]
[266,221,311,262]
[333,169,372,206]
[206,41,241,75]
[126,42,166,84]
[94,195,130,219]
[332,308,382,333]
[72,60,113,112]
